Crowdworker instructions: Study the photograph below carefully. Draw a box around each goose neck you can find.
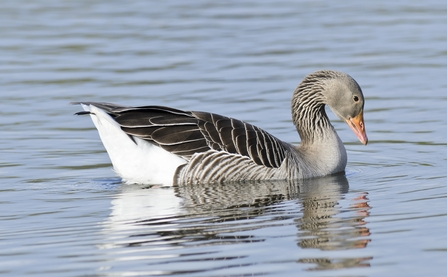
[291,88,332,146]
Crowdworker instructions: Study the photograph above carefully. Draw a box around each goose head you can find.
[292,70,368,146]
[323,71,368,145]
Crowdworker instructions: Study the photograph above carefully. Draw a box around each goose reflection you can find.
[101,174,371,271]
[294,175,370,249]
[292,175,372,270]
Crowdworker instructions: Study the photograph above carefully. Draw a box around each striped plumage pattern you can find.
[292,71,340,145]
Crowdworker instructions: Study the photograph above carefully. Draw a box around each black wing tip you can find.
[74,111,92,116]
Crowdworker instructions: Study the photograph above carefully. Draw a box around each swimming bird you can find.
[73,70,367,186]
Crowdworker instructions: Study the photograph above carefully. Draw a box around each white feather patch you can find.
[83,104,187,186]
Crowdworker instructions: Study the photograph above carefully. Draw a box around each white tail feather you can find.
[83,104,186,186]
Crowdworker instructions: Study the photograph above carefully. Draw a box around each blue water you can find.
[1,1,447,276]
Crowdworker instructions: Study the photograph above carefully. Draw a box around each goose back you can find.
[75,102,291,184]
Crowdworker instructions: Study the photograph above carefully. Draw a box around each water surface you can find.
[1,1,447,276]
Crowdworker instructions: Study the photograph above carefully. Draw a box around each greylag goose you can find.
[73,70,367,186]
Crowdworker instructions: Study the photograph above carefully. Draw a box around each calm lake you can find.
[1,1,447,276]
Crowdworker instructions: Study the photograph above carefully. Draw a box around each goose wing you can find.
[76,102,288,168]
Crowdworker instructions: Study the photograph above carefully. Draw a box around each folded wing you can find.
[76,102,288,169]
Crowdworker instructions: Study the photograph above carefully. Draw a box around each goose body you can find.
[73,70,367,186]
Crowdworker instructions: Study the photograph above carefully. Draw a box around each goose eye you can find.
[353,95,359,102]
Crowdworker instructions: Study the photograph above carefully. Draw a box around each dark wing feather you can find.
[75,102,287,168]
[117,108,208,157]
[191,111,287,168]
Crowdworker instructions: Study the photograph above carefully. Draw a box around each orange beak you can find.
[346,111,368,145]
